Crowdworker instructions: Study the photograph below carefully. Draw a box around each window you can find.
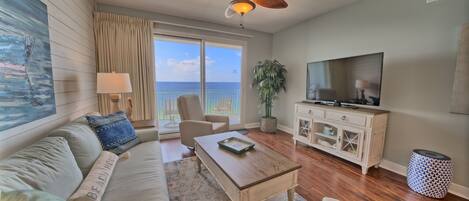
[154,35,243,133]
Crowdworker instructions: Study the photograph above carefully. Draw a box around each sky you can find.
[154,39,242,83]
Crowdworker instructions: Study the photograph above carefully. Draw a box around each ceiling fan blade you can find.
[252,0,288,9]
[225,5,236,18]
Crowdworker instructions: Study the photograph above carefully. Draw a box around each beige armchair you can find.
[177,95,229,147]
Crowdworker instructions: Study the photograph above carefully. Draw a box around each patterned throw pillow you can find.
[69,151,118,201]
[86,111,137,150]
[109,138,140,155]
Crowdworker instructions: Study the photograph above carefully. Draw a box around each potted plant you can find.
[252,59,287,133]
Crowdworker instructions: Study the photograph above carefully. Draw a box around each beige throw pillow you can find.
[49,123,103,176]
[69,151,118,201]
[0,137,83,199]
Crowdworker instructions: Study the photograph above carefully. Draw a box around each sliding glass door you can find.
[205,42,242,125]
[154,36,201,133]
[154,35,243,134]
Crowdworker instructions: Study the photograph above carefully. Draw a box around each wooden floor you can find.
[159,129,466,201]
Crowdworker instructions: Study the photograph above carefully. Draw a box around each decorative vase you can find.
[260,117,277,133]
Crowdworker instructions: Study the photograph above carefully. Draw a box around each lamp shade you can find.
[97,72,132,94]
[355,80,369,89]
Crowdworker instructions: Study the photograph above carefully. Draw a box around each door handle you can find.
[341,115,346,120]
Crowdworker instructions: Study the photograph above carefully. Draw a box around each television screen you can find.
[306,53,383,106]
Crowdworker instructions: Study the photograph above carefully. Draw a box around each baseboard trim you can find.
[278,124,294,135]
[244,122,260,129]
[244,122,294,135]
[380,159,469,199]
[380,159,407,175]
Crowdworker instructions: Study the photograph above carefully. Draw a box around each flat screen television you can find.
[306,53,384,106]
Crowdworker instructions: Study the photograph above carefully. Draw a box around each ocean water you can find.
[156,82,240,120]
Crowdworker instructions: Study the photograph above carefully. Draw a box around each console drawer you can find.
[296,105,325,119]
[326,111,366,127]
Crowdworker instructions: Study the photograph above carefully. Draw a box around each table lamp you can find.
[97,72,132,113]
[355,80,369,104]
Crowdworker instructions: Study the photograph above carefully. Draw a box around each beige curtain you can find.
[94,12,155,120]
[450,23,469,114]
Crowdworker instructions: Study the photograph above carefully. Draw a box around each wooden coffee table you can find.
[194,132,301,201]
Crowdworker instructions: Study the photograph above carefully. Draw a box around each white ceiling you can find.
[97,0,358,33]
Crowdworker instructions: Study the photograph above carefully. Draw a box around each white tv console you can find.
[293,102,389,174]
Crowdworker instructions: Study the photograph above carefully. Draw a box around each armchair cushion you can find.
[205,115,229,123]
[177,95,205,121]
[212,122,228,133]
[176,95,230,147]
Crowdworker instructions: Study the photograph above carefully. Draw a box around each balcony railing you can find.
[156,82,240,131]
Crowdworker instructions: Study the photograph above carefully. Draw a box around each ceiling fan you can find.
[225,0,288,28]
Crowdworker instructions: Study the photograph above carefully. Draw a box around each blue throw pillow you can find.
[86,111,137,150]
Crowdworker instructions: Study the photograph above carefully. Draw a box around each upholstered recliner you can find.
[177,95,229,147]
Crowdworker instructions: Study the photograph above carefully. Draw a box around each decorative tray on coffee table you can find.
[217,137,255,154]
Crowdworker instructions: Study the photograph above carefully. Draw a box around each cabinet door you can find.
[311,120,339,150]
[338,126,365,161]
[294,116,312,144]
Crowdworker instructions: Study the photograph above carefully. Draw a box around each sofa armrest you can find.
[205,115,229,123]
[179,120,213,147]
[135,128,159,142]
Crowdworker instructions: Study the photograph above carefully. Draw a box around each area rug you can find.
[164,157,306,201]
[236,129,249,135]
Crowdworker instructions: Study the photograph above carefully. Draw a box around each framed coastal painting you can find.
[0,0,55,132]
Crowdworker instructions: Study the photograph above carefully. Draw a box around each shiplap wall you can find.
[0,0,97,158]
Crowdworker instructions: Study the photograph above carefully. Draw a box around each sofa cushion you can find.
[86,111,137,150]
[135,128,159,142]
[72,112,101,125]
[0,137,83,199]
[49,123,102,176]
[0,190,65,201]
[102,141,169,201]
[177,95,206,121]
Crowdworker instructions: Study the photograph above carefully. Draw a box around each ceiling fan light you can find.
[231,0,256,15]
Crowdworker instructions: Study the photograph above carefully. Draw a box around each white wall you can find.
[273,0,469,187]
[97,4,273,125]
[0,0,97,158]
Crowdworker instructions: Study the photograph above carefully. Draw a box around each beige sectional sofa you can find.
[0,116,170,201]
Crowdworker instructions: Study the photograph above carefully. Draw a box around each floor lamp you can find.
[97,72,133,114]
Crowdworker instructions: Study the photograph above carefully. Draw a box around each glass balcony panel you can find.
[155,36,201,134]
[205,42,242,125]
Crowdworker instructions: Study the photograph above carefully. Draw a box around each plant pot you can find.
[260,117,277,133]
